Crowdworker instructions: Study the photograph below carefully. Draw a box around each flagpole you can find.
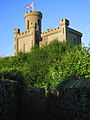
[33,5,34,11]
[32,2,34,11]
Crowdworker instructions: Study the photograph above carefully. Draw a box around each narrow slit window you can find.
[35,23,37,29]
[27,20,29,29]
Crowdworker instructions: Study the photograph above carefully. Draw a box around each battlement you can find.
[17,30,32,38]
[41,27,61,37]
[24,10,42,18]
[14,28,20,34]
[60,19,69,26]
[14,10,82,55]
[14,28,31,36]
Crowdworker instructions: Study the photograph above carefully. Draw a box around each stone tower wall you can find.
[41,27,65,46]
[14,11,42,55]
[24,11,42,33]
[14,11,82,55]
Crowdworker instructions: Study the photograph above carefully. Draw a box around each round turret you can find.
[24,10,42,33]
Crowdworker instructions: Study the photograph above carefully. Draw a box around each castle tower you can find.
[14,10,82,55]
[60,19,69,41]
[14,28,20,55]
[14,10,42,55]
[24,11,42,33]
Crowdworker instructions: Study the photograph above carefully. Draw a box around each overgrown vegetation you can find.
[0,40,90,92]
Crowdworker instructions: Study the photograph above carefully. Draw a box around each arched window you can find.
[27,20,29,29]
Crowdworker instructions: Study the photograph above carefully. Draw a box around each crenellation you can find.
[24,10,42,19]
[17,30,31,39]
[14,10,82,55]
[14,28,20,34]
[25,10,42,14]
[47,29,53,32]
[41,27,62,37]
[18,33,21,35]
[25,31,27,33]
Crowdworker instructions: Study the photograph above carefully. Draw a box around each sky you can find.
[0,0,90,56]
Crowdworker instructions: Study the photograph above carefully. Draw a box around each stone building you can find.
[14,10,82,55]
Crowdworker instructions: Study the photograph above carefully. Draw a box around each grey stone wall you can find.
[0,80,18,120]
[0,79,90,120]
[19,87,90,120]
[19,87,48,120]
[47,89,90,120]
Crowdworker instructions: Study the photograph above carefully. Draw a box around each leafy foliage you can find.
[0,40,90,92]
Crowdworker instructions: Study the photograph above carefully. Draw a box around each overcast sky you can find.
[0,0,90,56]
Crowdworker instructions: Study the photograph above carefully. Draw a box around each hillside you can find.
[0,40,90,92]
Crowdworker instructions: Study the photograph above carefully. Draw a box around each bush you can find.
[0,40,90,92]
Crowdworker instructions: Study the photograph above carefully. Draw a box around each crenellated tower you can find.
[24,11,42,33]
[14,10,82,55]
[14,10,42,55]
[60,19,69,41]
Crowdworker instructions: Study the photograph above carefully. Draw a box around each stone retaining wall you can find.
[47,89,90,120]
[0,80,18,120]
[0,79,90,120]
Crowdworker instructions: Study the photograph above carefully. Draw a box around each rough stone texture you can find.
[47,89,90,120]
[0,80,18,120]
[19,86,90,120]
[19,87,49,120]
[0,79,90,120]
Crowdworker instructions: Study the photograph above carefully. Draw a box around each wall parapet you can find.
[17,30,32,38]
[41,27,61,37]
[24,10,42,18]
